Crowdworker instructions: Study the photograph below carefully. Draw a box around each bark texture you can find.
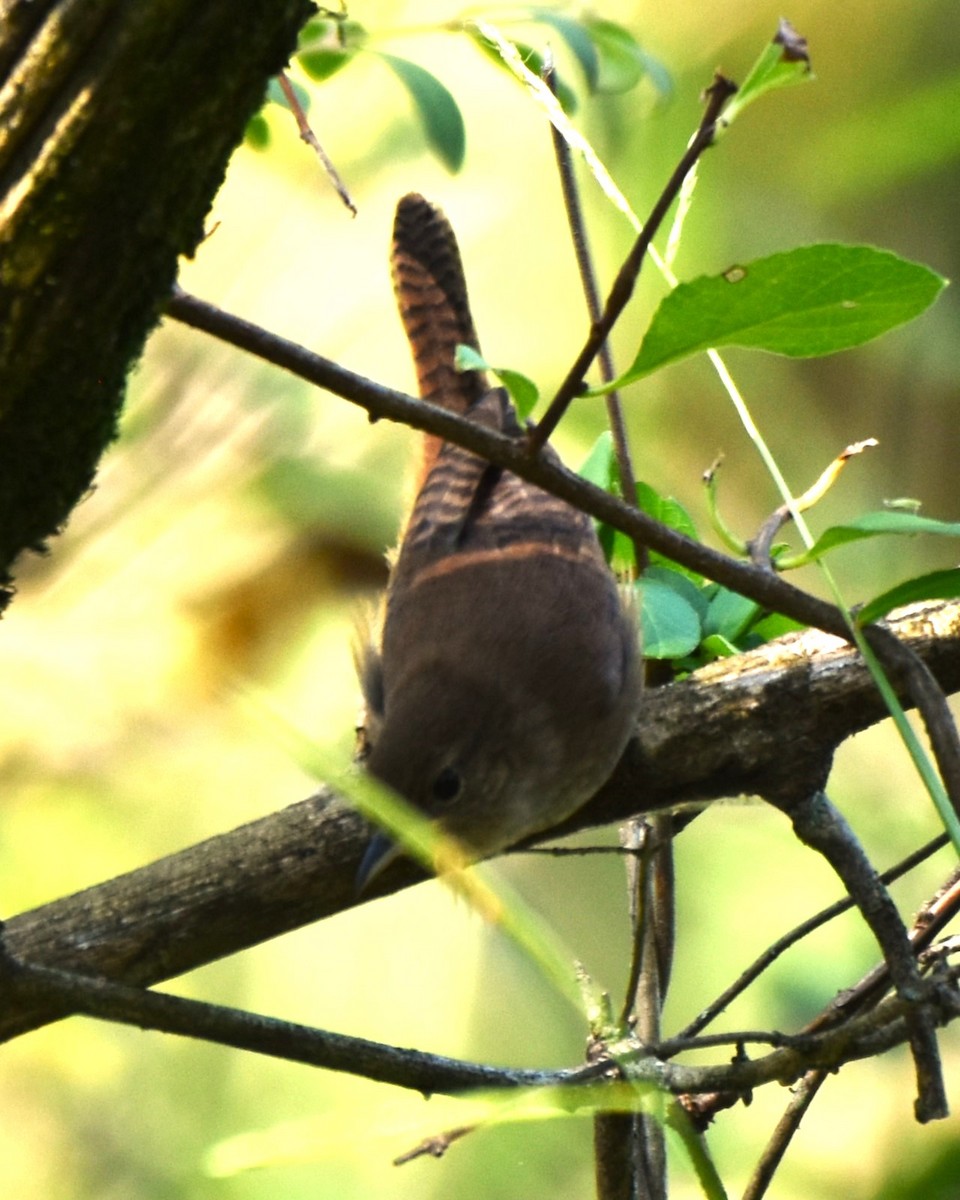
[0,0,313,592]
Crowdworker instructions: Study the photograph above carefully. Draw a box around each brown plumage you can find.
[357,194,639,882]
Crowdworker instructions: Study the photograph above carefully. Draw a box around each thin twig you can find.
[164,287,854,640]
[741,1071,827,1200]
[528,73,737,452]
[655,1029,812,1057]
[678,833,949,1039]
[1,924,956,1102]
[277,71,357,215]
[543,54,666,1200]
[679,857,960,1130]
[805,863,960,1033]
[0,944,565,1092]
[394,1125,476,1165]
[544,61,644,568]
[616,821,669,1200]
[779,790,947,1121]
[749,439,879,567]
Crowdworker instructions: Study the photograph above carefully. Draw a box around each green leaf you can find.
[453,344,539,420]
[748,611,806,642]
[453,343,486,373]
[635,482,698,539]
[532,11,599,91]
[497,369,539,420]
[644,566,709,622]
[378,54,466,172]
[635,48,673,99]
[640,576,703,659]
[595,245,947,392]
[608,528,640,575]
[467,28,578,114]
[635,481,702,582]
[577,433,626,568]
[722,18,813,126]
[582,16,650,94]
[576,464,702,579]
[699,633,741,661]
[244,112,270,150]
[299,46,354,82]
[857,568,960,627]
[704,588,760,642]
[595,479,701,576]
[790,510,960,566]
[578,431,617,491]
[297,16,367,80]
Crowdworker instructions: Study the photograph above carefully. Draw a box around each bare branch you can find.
[0,921,956,1107]
[164,288,853,641]
[772,790,946,1120]
[530,73,738,451]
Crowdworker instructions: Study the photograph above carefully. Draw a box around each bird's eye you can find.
[431,766,462,804]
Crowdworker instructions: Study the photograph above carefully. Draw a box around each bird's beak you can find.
[354,831,403,894]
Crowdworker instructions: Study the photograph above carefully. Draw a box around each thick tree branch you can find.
[3,598,960,1043]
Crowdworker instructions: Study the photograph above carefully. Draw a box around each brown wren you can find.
[356,194,639,885]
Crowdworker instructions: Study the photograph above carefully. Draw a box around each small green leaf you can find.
[635,482,698,539]
[704,588,760,642]
[299,46,354,82]
[496,368,539,420]
[468,29,578,114]
[583,16,650,94]
[595,480,700,577]
[453,344,539,420]
[644,566,709,622]
[640,576,703,659]
[790,510,960,566]
[378,54,466,172]
[606,528,639,575]
[857,568,960,627]
[532,11,599,91]
[635,48,673,99]
[244,112,271,149]
[454,343,487,373]
[722,18,813,126]
[748,612,806,642]
[297,16,367,78]
[578,433,622,567]
[595,245,947,393]
[578,432,617,491]
[635,481,702,582]
[700,633,741,661]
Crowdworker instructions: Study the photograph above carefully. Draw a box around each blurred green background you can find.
[2,2,960,1197]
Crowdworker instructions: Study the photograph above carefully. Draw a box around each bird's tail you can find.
[391,193,491,486]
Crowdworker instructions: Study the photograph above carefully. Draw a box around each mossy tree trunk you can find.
[0,0,313,597]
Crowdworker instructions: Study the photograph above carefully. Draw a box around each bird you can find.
[355,193,639,886]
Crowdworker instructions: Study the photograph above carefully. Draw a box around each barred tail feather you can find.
[392,194,489,420]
